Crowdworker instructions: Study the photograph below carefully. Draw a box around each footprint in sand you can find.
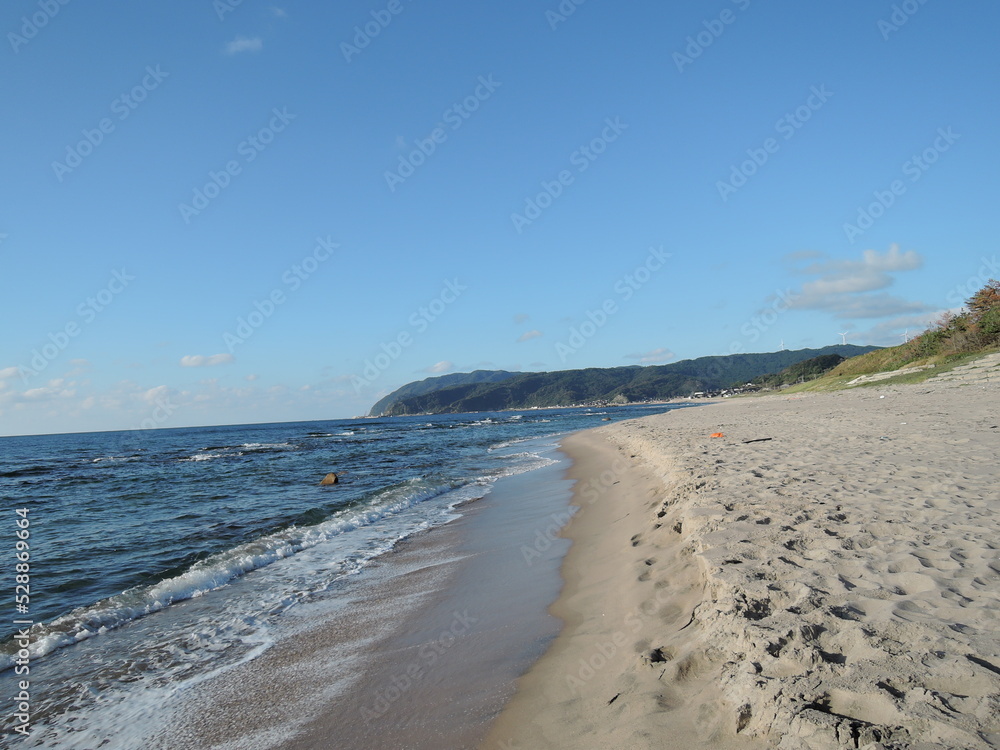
[891,599,936,622]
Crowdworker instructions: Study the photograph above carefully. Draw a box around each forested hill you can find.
[368,345,878,416]
[367,369,517,417]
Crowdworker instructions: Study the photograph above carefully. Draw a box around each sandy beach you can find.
[483,376,1000,749]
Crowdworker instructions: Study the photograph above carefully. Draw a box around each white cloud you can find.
[22,379,77,401]
[787,244,931,320]
[821,293,933,320]
[225,36,262,55]
[270,6,287,17]
[180,354,235,367]
[625,347,675,364]
[424,361,454,374]
[0,366,20,380]
[142,385,173,404]
[245,374,259,382]
[795,244,922,276]
[513,313,530,324]
[517,330,542,342]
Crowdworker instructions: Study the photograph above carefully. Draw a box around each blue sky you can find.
[1,0,998,436]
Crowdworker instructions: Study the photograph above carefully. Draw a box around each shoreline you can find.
[481,427,756,749]
[483,381,1000,749]
[154,442,578,750]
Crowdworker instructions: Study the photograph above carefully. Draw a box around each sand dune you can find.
[483,376,1000,749]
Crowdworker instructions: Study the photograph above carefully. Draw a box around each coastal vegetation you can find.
[783,278,1000,392]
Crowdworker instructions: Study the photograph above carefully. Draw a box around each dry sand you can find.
[483,376,1000,749]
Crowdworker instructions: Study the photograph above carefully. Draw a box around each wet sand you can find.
[158,447,576,749]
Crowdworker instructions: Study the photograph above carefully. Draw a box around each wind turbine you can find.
[900,329,910,343]
[779,339,785,351]
[837,332,849,345]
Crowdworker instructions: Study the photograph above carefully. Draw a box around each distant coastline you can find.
[369,345,877,417]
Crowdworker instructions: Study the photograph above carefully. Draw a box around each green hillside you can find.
[369,345,878,416]
[368,370,516,417]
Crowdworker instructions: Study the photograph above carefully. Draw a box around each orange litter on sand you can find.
[710,432,725,438]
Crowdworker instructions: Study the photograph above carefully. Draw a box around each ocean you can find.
[0,404,688,747]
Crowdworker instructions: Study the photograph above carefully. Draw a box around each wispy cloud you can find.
[21,378,77,401]
[180,354,235,367]
[513,313,530,324]
[225,36,262,55]
[787,244,931,320]
[423,361,454,374]
[625,347,675,364]
[270,7,287,18]
[517,329,542,342]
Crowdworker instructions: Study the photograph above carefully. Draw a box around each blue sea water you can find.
[0,404,687,745]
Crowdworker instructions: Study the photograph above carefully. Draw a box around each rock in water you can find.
[320,473,339,485]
